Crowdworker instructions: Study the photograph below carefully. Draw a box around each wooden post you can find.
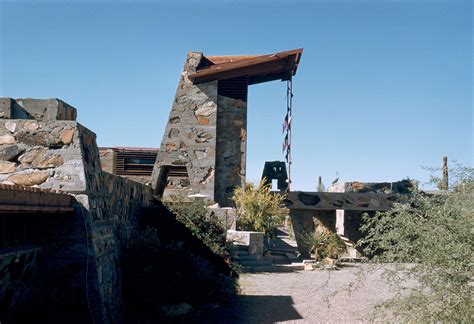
[442,156,448,190]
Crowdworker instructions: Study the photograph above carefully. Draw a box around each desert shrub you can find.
[358,165,474,321]
[165,198,226,256]
[232,179,286,239]
[302,230,346,260]
[120,227,237,320]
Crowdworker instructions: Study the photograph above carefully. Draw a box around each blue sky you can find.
[1,0,472,190]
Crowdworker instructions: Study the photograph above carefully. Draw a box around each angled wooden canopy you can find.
[189,48,303,85]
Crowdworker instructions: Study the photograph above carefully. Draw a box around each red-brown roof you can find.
[189,48,303,85]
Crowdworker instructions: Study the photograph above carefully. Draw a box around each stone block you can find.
[19,148,64,169]
[0,134,16,145]
[0,144,26,161]
[5,121,16,132]
[7,171,49,186]
[0,160,16,173]
[227,230,264,259]
[208,206,236,231]
[2,98,77,121]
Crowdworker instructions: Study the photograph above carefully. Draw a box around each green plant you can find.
[165,198,226,256]
[232,179,286,239]
[358,165,474,321]
[302,230,346,260]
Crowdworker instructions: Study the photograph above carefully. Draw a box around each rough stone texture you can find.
[0,119,87,191]
[151,53,248,207]
[18,148,64,169]
[23,120,39,131]
[328,180,413,194]
[0,98,77,121]
[0,98,154,323]
[0,134,16,145]
[0,160,16,173]
[5,121,16,133]
[102,171,154,226]
[7,171,49,186]
[151,52,218,200]
[215,95,247,206]
[59,128,75,144]
[286,191,396,211]
[98,147,114,173]
[0,144,26,161]
[209,206,237,231]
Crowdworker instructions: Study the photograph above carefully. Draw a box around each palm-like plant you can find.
[232,179,286,239]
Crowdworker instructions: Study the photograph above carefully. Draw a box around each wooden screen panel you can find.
[115,150,158,176]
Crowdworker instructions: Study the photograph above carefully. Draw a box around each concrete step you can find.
[285,252,300,262]
[234,250,249,256]
[232,244,249,251]
[272,255,291,265]
[266,247,298,254]
[268,241,294,246]
[242,263,305,273]
[236,255,259,262]
[239,259,273,267]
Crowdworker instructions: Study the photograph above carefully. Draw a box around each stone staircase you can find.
[233,227,304,272]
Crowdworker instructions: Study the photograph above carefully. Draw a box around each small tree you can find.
[358,165,474,321]
[232,179,286,239]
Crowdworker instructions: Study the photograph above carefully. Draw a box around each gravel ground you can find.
[187,264,402,323]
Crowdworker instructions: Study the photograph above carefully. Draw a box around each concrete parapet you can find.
[1,98,77,121]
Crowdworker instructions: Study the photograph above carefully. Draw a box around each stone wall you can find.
[151,53,249,207]
[0,98,155,323]
[151,52,218,201]
[0,119,86,191]
[215,95,247,206]
[102,171,154,227]
[99,147,114,173]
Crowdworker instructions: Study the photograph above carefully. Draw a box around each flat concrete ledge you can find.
[0,98,77,121]
[227,230,264,259]
[286,191,397,211]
